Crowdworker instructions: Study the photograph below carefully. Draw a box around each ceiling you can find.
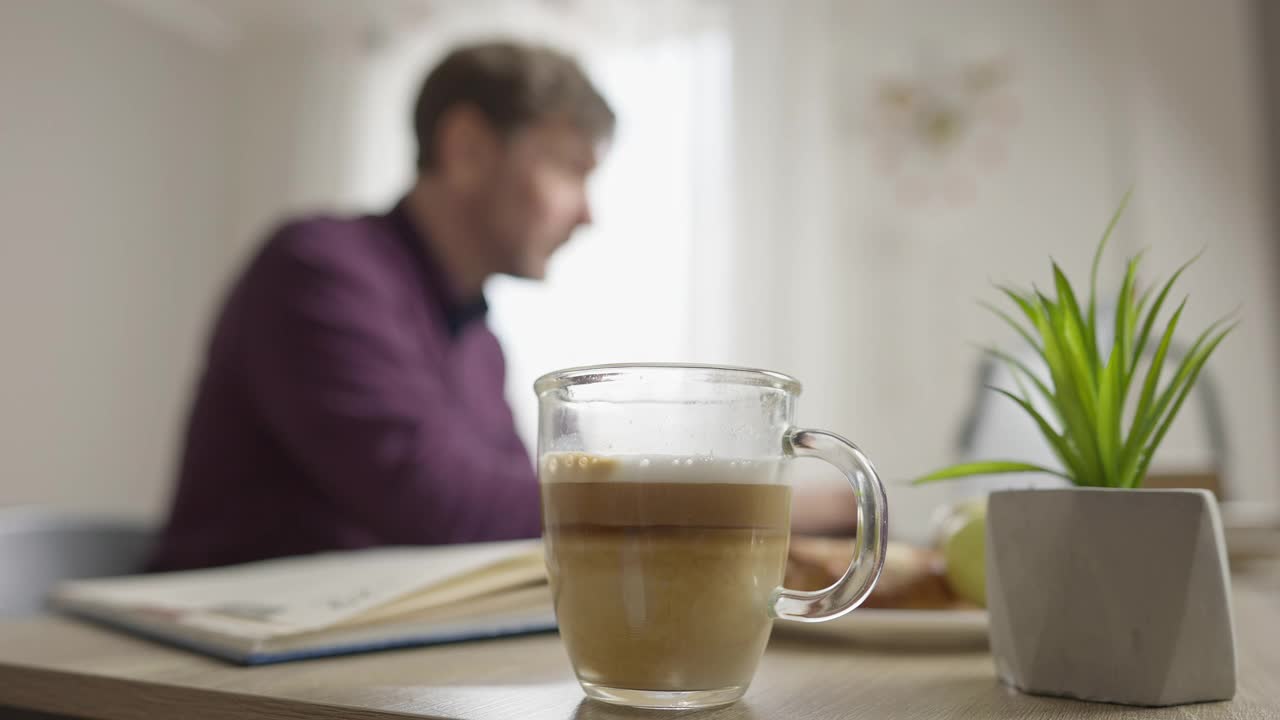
[101,0,443,51]
[106,0,720,53]
[199,0,439,34]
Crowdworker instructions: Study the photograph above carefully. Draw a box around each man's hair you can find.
[413,41,615,170]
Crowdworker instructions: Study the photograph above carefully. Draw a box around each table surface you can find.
[1,563,1277,720]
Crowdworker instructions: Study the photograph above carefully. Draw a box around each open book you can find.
[50,540,553,665]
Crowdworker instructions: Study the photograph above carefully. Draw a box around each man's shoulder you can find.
[222,211,419,319]
[262,212,395,270]
[244,211,420,292]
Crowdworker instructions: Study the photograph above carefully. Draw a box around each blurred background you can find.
[2,0,1277,543]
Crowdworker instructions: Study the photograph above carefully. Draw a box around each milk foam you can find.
[541,452,781,485]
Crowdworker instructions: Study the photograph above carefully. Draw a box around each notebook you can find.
[50,539,555,665]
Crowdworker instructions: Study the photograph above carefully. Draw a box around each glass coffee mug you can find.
[536,364,888,709]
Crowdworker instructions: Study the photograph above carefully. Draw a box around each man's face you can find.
[476,119,602,280]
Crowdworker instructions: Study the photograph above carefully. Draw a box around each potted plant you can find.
[916,194,1237,706]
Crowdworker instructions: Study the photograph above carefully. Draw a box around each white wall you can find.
[1,0,1274,534]
[810,0,1280,538]
[225,31,371,261]
[331,0,1280,539]
[1111,0,1280,501]
[0,0,233,519]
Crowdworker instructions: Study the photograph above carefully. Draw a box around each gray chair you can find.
[0,506,155,618]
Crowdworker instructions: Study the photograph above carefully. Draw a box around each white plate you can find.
[774,609,989,649]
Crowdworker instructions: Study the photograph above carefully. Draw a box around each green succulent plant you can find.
[915,193,1235,488]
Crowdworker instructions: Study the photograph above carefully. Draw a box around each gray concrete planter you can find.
[985,488,1236,706]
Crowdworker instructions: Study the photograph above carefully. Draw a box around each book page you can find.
[54,540,543,637]
[338,551,546,628]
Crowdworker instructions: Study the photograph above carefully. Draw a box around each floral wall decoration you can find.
[864,54,1021,209]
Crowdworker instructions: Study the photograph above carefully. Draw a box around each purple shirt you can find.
[148,202,541,571]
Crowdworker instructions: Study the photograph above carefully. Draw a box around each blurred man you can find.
[149,42,613,571]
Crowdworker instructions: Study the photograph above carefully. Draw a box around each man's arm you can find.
[242,228,541,544]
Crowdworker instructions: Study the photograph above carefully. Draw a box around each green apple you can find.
[941,500,987,607]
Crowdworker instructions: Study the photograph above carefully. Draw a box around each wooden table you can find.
[1,565,1276,720]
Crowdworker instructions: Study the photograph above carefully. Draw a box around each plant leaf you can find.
[1053,262,1099,383]
[1130,321,1236,486]
[1115,251,1144,385]
[988,387,1088,483]
[1096,342,1125,485]
[912,460,1070,485]
[1142,315,1234,434]
[1135,282,1156,318]
[1039,289,1099,430]
[982,346,1057,418]
[1088,188,1131,352]
[996,285,1046,332]
[1121,298,1209,487]
[1030,291,1104,485]
[980,300,1040,353]
[1130,250,1203,377]
[1126,298,1187,458]
[1131,282,1156,350]
[1135,316,1234,447]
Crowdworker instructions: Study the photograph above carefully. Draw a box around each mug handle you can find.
[772,428,889,622]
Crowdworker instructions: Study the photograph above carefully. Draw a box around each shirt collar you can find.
[387,198,489,335]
